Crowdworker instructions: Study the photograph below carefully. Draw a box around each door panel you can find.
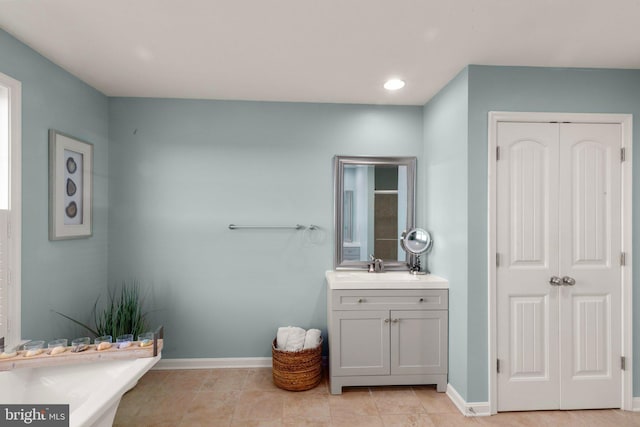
[509,295,548,378]
[497,122,560,411]
[331,310,389,376]
[509,138,550,267]
[390,310,447,375]
[572,295,610,376]
[572,144,607,263]
[559,123,621,409]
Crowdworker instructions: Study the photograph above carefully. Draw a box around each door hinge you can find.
[621,147,626,162]
[497,358,501,373]
[496,146,501,161]
[620,252,626,266]
[621,356,626,370]
[496,253,500,268]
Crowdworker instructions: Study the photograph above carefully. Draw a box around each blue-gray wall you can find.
[422,67,469,399]
[0,30,110,340]
[107,98,424,358]
[424,64,640,402]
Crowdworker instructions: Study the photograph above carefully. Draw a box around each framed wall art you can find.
[49,130,93,240]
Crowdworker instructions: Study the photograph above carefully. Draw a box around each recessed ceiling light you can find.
[384,79,405,91]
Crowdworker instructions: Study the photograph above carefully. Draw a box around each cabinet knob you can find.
[358,298,365,303]
[392,319,399,323]
[384,318,390,323]
[419,298,424,302]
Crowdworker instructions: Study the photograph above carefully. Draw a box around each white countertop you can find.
[326,270,449,290]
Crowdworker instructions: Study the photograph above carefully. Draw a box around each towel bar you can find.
[228,224,306,230]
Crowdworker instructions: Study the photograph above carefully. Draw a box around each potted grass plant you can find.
[55,281,149,338]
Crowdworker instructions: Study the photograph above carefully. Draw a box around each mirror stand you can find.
[408,253,428,275]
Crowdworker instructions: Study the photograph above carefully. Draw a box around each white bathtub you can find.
[0,355,160,427]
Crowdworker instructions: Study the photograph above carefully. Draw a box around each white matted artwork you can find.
[49,130,93,240]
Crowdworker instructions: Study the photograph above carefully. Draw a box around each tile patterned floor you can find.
[114,368,640,426]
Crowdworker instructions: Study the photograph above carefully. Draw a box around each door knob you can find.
[549,276,562,286]
[562,276,576,286]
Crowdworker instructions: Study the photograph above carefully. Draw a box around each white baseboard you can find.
[153,357,272,370]
[446,383,491,417]
[633,397,640,412]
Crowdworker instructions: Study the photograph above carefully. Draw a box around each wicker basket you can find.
[272,337,323,391]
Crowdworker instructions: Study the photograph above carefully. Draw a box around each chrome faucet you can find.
[368,255,385,273]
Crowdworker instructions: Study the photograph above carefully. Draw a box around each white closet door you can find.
[497,122,560,411]
[558,123,622,409]
[497,121,622,411]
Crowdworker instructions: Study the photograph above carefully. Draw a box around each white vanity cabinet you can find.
[326,271,448,395]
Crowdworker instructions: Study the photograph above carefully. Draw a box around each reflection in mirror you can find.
[343,190,354,244]
[334,156,416,270]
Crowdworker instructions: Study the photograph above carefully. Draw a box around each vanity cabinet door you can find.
[390,310,448,376]
[330,310,390,377]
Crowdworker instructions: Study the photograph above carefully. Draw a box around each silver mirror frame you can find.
[333,155,417,270]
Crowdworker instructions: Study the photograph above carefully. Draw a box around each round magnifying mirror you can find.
[400,228,433,274]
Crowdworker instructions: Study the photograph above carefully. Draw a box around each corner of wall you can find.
[422,65,470,401]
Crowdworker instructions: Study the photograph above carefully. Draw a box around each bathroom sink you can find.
[325,270,448,289]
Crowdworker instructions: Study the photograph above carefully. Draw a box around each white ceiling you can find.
[1,0,639,106]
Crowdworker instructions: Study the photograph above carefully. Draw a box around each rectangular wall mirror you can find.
[334,156,416,270]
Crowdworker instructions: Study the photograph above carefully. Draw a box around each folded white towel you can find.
[285,327,306,351]
[303,329,321,350]
[277,326,291,350]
